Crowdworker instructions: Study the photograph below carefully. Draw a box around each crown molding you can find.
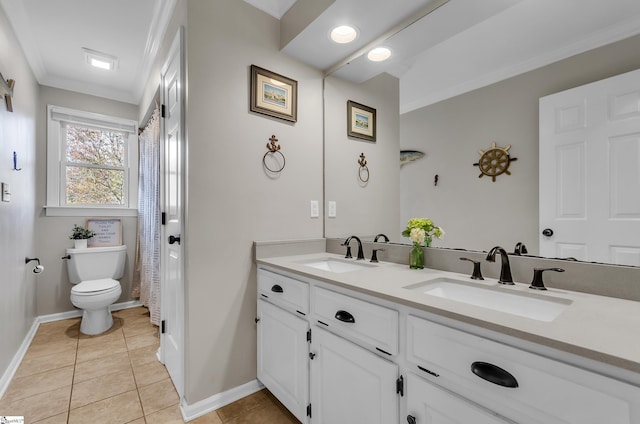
[132,0,177,104]
[0,0,47,82]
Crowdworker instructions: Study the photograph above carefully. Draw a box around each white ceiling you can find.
[3,0,640,111]
[0,0,176,105]
[272,0,640,113]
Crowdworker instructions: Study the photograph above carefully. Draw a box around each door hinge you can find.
[161,320,166,334]
[306,329,311,343]
[161,104,166,118]
[396,375,404,397]
[307,403,312,418]
[161,212,166,225]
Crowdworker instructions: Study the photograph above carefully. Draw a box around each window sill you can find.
[44,206,137,217]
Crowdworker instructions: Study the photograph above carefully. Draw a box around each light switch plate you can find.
[310,200,319,218]
[328,201,336,218]
[1,182,10,202]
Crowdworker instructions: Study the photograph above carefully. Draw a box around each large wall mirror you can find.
[322,0,640,267]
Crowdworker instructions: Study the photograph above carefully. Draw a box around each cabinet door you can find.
[257,299,309,423]
[310,326,398,424]
[406,373,511,424]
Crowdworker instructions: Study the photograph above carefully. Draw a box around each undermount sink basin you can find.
[405,277,571,322]
[301,258,375,273]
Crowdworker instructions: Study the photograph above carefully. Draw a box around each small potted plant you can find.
[70,224,96,249]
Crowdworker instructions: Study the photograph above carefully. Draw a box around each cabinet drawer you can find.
[312,286,398,355]
[406,372,511,424]
[258,269,309,315]
[407,316,640,424]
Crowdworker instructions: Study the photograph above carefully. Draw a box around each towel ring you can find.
[263,135,285,173]
[358,153,369,183]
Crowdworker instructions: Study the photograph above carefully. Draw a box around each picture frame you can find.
[250,65,298,122]
[347,100,376,142]
[86,218,122,247]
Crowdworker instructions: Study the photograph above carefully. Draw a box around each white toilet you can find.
[66,245,126,335]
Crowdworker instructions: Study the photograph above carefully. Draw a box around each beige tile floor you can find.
[0,307,299,424]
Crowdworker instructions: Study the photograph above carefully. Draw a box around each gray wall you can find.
[0,3,40,388]
[35,87,139,316]
[182,0,324,403]
[324,73,401,239]
[400,33,640,254]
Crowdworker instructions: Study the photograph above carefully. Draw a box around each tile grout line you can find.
[125,322,149,424]
[66,327,79,424]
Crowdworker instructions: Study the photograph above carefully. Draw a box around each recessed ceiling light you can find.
[330,25,358,44]
[367,47,391,62]
[82,48,118,71]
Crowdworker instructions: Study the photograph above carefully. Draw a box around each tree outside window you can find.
[63,124,127,205]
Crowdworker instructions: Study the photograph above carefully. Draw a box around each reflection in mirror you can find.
[323,2,640,266]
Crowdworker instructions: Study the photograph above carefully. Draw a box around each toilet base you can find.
[80,308,114,335]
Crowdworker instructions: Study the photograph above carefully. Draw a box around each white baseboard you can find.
[37,300,142,323]
[0,300,142,398]
[180,379,265,422]
[0,319,39,399]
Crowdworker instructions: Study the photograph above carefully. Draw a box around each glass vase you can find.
[409,244,424,269]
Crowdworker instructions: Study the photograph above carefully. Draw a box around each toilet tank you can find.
[66,245,127,284]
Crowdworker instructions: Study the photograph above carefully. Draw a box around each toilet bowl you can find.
[65,245,127,335]
[70,278,123,335]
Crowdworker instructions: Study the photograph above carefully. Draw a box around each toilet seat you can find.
[71,278,120,296]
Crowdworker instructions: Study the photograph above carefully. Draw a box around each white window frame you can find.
[45,105,138,217]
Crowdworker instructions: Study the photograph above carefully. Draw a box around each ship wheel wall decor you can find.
[473,141,518,182]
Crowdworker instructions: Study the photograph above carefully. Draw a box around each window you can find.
[46,105,138,216]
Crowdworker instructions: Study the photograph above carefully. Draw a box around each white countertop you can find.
[257,252,640,378]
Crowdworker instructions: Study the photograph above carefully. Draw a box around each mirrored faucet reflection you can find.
[513,242,528,255]
[342,236,365,260]
[373,233,389,243]
[486,246,514,285]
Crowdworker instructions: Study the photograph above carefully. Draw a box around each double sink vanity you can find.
[254,240,640,424]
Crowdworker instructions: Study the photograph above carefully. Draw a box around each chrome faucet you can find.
[342,236,365,260]
[486,246,514,285]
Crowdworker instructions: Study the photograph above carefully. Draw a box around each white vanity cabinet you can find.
[309,326,399,424]
[406,315,640,424]
[256,270,310,423]
[309,286,400,423]
[256,265,640,424]
[405,372,511,424]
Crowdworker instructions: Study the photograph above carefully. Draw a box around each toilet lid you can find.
[72,278,120,294]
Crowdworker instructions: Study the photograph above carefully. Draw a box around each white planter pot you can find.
[74,239,88,249]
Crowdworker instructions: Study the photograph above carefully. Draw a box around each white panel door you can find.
[310,326,398,424]
[160,28,185,397]
[540,68,640,265]
[406,373,511,424]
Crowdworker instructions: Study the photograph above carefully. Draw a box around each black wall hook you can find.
[13,151,21,171]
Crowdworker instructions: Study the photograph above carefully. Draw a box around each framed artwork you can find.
[86,218,122,247]
[250,65,297,122]
[347,100,376,142]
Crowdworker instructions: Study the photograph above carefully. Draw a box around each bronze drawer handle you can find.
[334,310,355,323]
[471,361,518,388]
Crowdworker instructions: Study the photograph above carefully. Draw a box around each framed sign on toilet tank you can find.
[87,218,122,247]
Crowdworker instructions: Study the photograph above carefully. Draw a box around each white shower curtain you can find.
[132,107,161,326]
